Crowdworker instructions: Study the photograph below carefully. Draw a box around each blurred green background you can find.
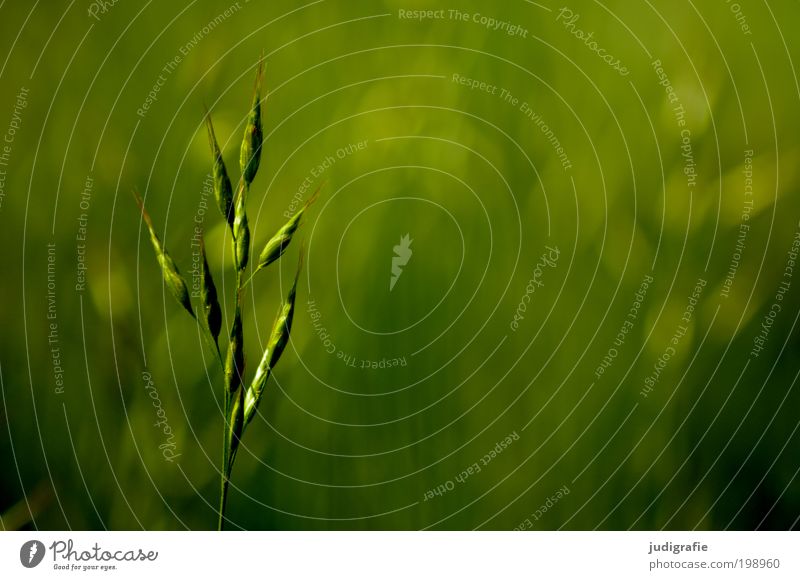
[1,0,799,530]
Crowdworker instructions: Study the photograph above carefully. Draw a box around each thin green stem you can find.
[218,267,246,530]
[243,270,256,288]
[218,389,231,531]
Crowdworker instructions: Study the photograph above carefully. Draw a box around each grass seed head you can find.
[255,185,320,273]
[240,57,264,188]
[204,110,235,228]
[133,190,195,319]
[244,342,271,424]
[268,248,302,370]
[200,235,222,344]
[244,247,303,424]
[233,182,250,271]
[224,297,245,394]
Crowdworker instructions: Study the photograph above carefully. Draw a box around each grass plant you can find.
[134,57,318,529]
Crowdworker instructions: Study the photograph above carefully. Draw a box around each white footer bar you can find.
[1,531,797,578]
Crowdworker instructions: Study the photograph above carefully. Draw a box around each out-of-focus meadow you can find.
[1,0,799,530]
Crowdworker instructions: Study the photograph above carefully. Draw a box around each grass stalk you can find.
[136,56,317,529]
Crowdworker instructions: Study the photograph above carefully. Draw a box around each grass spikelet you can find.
[226,385,245,472]
[133,190,194,319]
[224,296,245,395]
[244,247,303,425]
[240,57,264,188]
[253,185,320,276]
[199,235,222,348]
[204,109,234,228]
[243,344,271,426]
[233,182,250,271]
